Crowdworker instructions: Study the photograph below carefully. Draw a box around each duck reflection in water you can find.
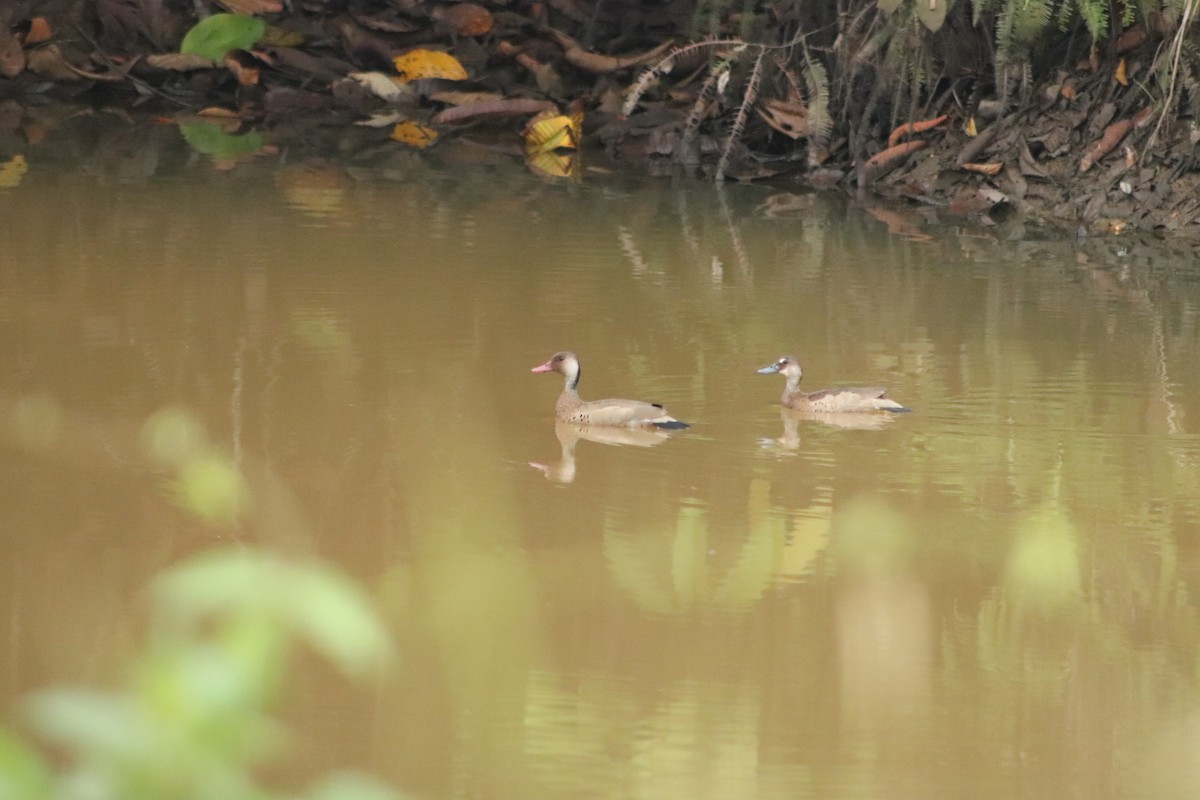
[530,421,676,483]
[765,406,896,451]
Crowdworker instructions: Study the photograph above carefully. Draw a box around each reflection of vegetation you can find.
[289,308,354,353]
[179,122,265,161]
[604,487,787,614]
[143,406,248,525]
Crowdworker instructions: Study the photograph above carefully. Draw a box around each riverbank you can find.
[2,2,1196,238]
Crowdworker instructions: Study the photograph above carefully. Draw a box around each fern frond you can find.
[623,38,751,116]
[1055,1,1074,32]
[1077,0,1110,42]
[1011,0,1054,46]
[679,59,730,164]
[716,48,766,182]
[994,5,1016,64]
[803,52,832,148]
[1118,1,1136,28]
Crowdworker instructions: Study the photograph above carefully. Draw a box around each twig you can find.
[716,47,765,182]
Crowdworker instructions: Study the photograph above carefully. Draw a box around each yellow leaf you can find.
[0,154,29,188]
[964,115,977,137]
[393,49,467,83]
[521,106,582,154]
[525,149,580,181]
[391,121,439,148]
[1115,58,1128,86]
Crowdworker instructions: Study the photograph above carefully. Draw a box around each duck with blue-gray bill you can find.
[757,355,910,413]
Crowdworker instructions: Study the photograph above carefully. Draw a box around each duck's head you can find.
[757,355,803,381]
[531,351,581,385]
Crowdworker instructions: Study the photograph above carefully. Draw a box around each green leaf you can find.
[179,122,265,162]
[154,549,393,678]
[287,569,394,678]
[26,690,150,759]
[0,729,52,800]
[307,772,412,800]
[155,548,264,623]
[179,14,266,63]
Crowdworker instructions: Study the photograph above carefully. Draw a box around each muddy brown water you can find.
[3,142,1200,799]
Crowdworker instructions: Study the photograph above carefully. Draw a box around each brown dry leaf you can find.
[15,17,54,46]
[392,121,439,148]
[146,52,218,71]
[960,162,1003,176]
[511,52,565,97]
[543,0,589,24]
[259,26,304,47]
[393,49,468,83]
[351,12,418,34]
[429,90,506,106]
[349,71,415,102]
[886,114,949,147]
[0,25,25,78]
[264,87,332,114]
[1115,58,1128,86]
[224,50,261,86]
[860,140,927,184]
[340,22,395,69]
[263,47,343,82]
[198,106,242,118]
[1079,118,1134,172]
[432,3,494,37]
[948,187,1008,216]
[1061,84,1077,100]
[214,0,284,13]
[433,97,555,125]
[24,45,81,81]
[1115,25,1148,54]
[544,29,674,74]
[37,47,135,83]
[757,98,808,139]
[1017,138,1049,179]
[356,111,406,128]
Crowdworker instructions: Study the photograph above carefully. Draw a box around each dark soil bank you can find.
[3,1,1199,239]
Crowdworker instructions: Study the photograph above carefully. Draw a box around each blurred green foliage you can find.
[0,547,403,800]
[0,406,407,800]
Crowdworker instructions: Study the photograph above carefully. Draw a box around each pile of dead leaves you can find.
[0,0,720,180]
